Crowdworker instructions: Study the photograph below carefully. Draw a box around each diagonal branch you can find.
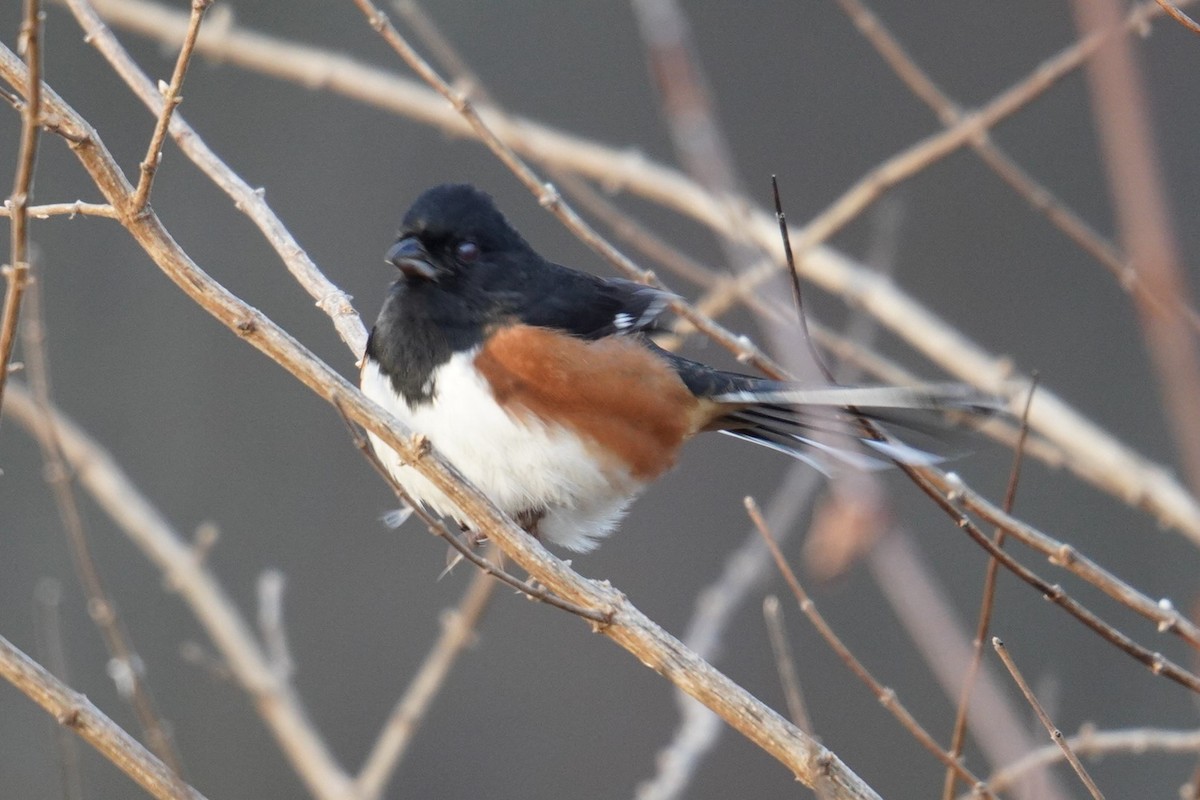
[82,0,1200,545]
[0,632,207,800]
[0,43,882,800]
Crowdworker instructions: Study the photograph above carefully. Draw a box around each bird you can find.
[361,183,996,553]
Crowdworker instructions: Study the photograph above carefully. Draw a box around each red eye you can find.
[455,240,480,263]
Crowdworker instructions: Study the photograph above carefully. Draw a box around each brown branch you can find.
[1156,0,1200,33]
[355,568,497,799]
[920,466,1200,651]
[83,0,1200,544]
[746,496,993,797]
[17,239,187,779]
[130,0,211,211]
[1072,0,1200,500]
[979,727,1200,796]
[992,638,1107,800]
[2,383,358,800]
[834,0,1200,339]
[0,633,207,800]
[0,45,881,800]
[0,199,117,218]
[0,0,41,419]
[943,378,1040,800]
[62,0,367,355]
[902,464,1200,693]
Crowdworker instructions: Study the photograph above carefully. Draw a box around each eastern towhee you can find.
[362,184,994,552]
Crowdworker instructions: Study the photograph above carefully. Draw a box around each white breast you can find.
[360,351,642,551]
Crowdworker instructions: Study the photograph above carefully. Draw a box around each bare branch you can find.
[130,0,211,211]
[992,638,1107,800]
[0,199,117,218]
[944,378,1040,800]
[0,633,207,800]
[83,0,1200,544]
[63,0,368,355]
[2,383,357,800]
[746,496,993,796]
[1072,0,1200,498]
[355,568,496,799]
[0,44,882,798]
[979,727,1200,796]
[1155,0,1200,34]
[0,0,42,418]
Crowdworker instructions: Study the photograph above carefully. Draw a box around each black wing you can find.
[495,264,675,340]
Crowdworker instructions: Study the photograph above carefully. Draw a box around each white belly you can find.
[360,352,641,551]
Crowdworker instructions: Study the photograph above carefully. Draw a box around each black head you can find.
[386,184,532,283]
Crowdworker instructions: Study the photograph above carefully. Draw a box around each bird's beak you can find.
[386,236,438,281]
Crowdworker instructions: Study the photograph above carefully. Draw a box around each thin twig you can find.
[1072,0,1200,500]
[17,232,187,780]
[0,0,42,419]
[636,466,821,800]
[2,384,358,800]
[902,464,1200,693]
[1156,0,1200,33]
[33,579,85,800]
[943,377,1040,800]
[992,638,1107,800]
[355,567,497,799]
[978,726,1200,796]
[0,633,208,800]
[745,496,993,797]
[63,0,367,354]
[256,570,294,683]
[85,0,1200,544]
[834,0,1200,338]
[762,596,814,734]
[1,199,117,218]
[130,0,211,212]
[0,47,881,799]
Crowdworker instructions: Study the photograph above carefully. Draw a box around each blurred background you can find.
[2,1,1200,797]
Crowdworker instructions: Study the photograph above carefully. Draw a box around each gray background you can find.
[2,2,1199,798]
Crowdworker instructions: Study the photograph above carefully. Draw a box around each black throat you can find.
[366,280,487,406]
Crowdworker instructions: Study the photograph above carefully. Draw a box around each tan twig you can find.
[1,199,117,218]
[920,466,1200,650]
[350,0,786,381]
[762,596,814,734]
[745,496,993,796]
[130,0,211,211]
[0,632,207,800]
[1156,0,1200,33]
[0,50,879,799]
[834,0,1200,339]
[992,638,1106,800]
[867,530,1064,800]
[2,384,358,800]
[63,0,367,355]
[1073,0,1200,499]
[978,726,1200,796]
[33,579,85,800]
[339,405,608,622]
[355,567,496,799]
[943,378,1040,800]
[0,0,41,419]
[636,466,821,800]
[17,224,186,779]
[902,465,1200,693]
[85,0,1200,545]
[763,597,831,800]
[256,570,294,683]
